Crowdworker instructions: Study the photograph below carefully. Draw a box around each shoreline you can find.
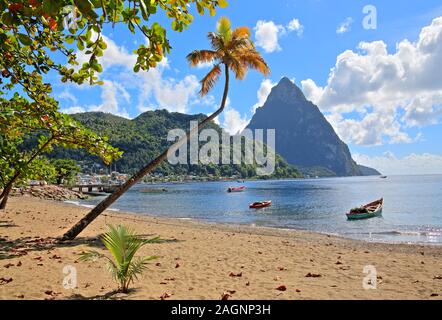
[66,196,442,247]
[1,197,441,300]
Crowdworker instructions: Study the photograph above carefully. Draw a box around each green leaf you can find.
[77,40,84,51]
[17,33,32,46]
[209,6,216,17]
[75,0,93,15]
[139,0,149,20]
[218,0,228,8]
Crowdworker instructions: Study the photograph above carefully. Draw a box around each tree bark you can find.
[0,136,55,209]
[60,65,230,241]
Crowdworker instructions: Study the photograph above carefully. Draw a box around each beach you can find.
[1,196,441,300]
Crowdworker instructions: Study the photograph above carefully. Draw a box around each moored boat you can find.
[346,198,383,220]
[249,200,272,209]
[228,186,246,193]
[139,188,168,193]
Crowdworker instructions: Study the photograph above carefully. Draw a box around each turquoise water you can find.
[76,175,442,244]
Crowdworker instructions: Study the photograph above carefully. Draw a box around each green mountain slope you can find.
[50,110,301,179]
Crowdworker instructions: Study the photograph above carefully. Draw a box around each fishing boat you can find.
[227,186,246,193]
[249,200,272,209]
[139,188,168,193]
[346,198,383,220]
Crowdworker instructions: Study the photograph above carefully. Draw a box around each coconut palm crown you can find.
[187,17,270,97]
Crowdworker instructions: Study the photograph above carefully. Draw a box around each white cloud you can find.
[254,20,285,53]
[354,152,442,175]
[71,35,209,116]
[336,17,354,34]
[149,75,200,113]
[222,98,250,135]
[254,18,303,53]
[252,79,276,112]
[61,106,86,114]
[301,17,442,146]
[195,61,214,69]
[58,89,78,105]
[58,89,88,114]
[326,112,414,146]
[88,80,130,118]
[287,18,304,36]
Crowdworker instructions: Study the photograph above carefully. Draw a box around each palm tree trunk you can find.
[0,136,55,209]
[60,65,230,241]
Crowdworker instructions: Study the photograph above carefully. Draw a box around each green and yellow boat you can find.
[346,198,383,220]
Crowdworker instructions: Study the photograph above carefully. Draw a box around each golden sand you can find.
[0,197,441,300]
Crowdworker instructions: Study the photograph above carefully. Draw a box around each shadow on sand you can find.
[0,232,180,260]
[67,288,139,300]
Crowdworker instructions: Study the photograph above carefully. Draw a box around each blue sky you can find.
[55,0,442,174]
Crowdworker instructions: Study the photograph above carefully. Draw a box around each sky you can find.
[54,0,442,175]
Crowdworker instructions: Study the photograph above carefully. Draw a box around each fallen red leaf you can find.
[276,285,287,291]
[221,292,231,300]
[3,263,14,268]
[160,292,171,300]
[305,272,322,278]
[229,272,243,277]
[0,277,13,285]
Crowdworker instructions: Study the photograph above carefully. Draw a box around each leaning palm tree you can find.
[79,225,159,293]
[61,17,270,241]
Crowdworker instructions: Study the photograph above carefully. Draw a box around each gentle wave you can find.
[343,230,442,237]
[64,200,119,212]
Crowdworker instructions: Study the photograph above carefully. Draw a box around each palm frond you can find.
[217,16,232,43]
[238,50,270,76]
[200,64,222,96]
[106,259,119,283]
[186,50,219,66]
[126,256,157,283]
[101,224,126,265]
[232,26,251,39]
[78,250,105,262]
[228,57,247,80]
[143,236,162,244]
[207,32,224,51]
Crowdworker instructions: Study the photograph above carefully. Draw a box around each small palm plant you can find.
[79,225,160,293]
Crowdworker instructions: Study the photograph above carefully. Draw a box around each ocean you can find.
[74,175,442,245]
